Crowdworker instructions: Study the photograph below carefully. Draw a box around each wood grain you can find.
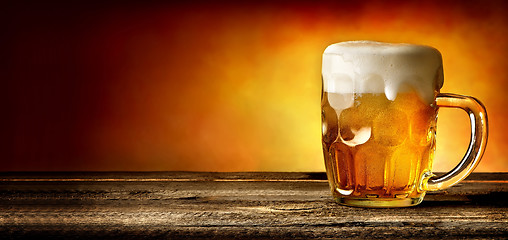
[0,172,507,239]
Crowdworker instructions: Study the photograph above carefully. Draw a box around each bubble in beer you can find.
[372,109,409,147]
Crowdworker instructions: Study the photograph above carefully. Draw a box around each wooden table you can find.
[0,172,507,239]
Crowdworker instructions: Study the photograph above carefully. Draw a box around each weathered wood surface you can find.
[0,172,507,239]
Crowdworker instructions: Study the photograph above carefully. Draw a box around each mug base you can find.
[335,195,425,208]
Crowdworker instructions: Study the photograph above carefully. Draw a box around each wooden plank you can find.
[0,171,505,181]
[0,172,507,239]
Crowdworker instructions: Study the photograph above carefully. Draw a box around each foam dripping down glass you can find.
[321,41,488,208]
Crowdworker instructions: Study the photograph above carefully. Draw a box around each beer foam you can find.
[322,41,444,105]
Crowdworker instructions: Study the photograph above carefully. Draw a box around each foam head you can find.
[322,41,444,105]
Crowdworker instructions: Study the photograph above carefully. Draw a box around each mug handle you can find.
[420,93,488,192]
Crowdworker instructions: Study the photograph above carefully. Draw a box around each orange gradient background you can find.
[4,1,508,172]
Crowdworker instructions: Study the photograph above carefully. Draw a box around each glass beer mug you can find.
[321,41,488,208]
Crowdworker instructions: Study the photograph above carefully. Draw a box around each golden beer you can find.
[321,41,488,208]
[322,91,437,206]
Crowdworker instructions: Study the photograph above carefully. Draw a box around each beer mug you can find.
[321,41,488,207]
